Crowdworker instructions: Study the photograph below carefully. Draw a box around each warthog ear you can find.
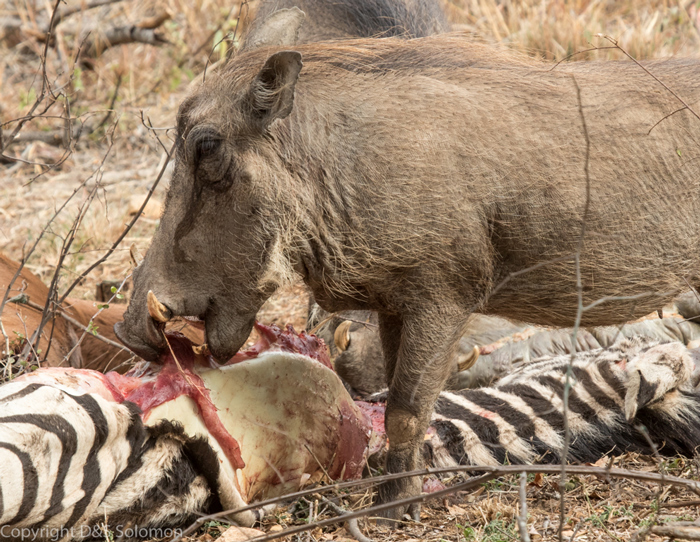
[249,51,303,129]
[243,7,306,51]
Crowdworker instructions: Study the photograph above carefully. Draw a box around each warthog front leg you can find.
[376,307,467,521]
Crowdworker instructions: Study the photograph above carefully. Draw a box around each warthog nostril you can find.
[147,290,173,323]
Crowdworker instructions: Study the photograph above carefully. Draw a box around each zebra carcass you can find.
[0,324,367,542]
[1,327,700,541]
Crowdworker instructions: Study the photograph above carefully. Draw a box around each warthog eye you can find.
[187,127,231,190]
[195,137,221,163]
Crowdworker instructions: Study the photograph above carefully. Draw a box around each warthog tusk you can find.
[192,344,211,356]
[457,345,480,373]
[130,244,144,268]
[147,290,172,323]
[334,320,352,352]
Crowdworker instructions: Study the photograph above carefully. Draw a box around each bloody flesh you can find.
[228,322,332,369]
[105,323,331,472]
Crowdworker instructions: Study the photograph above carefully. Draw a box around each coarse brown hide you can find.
[0,253,131,371]
[248,0,448,46]
[116,35,700,517]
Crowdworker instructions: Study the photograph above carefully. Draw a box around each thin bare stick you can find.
[82,24,169,58]
[62,275,132,366]
[548,45,619,71]
[558,72,592,542]
[659,500,700,509]
[189,3,239,60]
[57,144,173,306]
[0,318,12,379]
[96,73,122,130]
[632,424,666,542]
[175,464,700,541]
[319,495,373,542]
[517,471,530,542]
[647,106,689,135]
[596,34,700,124]
[10,296,129,354]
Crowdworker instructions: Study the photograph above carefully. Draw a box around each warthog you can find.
[248,0,448,46]
[115,29,700,516]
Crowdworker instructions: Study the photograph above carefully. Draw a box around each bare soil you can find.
[3,1,700,540]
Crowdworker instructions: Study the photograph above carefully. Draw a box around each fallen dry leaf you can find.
[529,525,542,541]
[466,485,486,502]
[530,472,544,488]
[447,504,468,516]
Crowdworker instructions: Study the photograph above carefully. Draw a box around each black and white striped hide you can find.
[425,338,700,468]
[2,336,700,541]
[0,381,222,542]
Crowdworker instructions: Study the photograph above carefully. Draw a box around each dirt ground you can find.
[3,0,700,540]
[188,452,700,542]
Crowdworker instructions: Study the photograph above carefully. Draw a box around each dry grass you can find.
[202,454,700,542]
[3,1,700,541]
[445,0,700,60]
[1,0,699,301]
[0,0,258,301]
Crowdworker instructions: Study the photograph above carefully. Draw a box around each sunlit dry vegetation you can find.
[447,0,700,60]
[1,0,699,298]
[2,1,700,540]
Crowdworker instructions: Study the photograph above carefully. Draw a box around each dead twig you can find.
[174,464,700,542]
[517,471,530,542]
[64,275,132,367]
[82,24,169,59]
[318,495,373,542]
[596,34,700,126]
[631,424,667,542]
[56,143,173,306]
[650,523,700,540]
[96,73,122,130]
[659,499,700,509]
[558,72,592,542]
[188,3,239,61]
[548,46,619,70]
[8,295,128,355]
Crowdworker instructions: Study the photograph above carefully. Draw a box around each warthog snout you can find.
[114,297,168,361]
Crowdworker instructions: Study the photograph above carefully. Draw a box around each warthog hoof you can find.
[374,473,423,525]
